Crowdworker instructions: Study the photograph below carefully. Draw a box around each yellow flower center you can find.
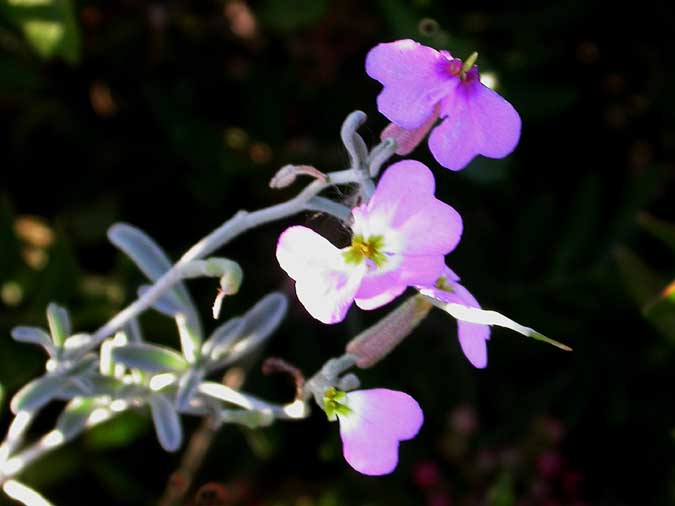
[343,234,387,268]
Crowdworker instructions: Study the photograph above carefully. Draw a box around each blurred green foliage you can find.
[0,1,674,505]
[1,0,80,63]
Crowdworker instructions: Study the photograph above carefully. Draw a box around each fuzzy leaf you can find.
[11,375,69,413]
[218,293,287,367]
[46,303,70,348]
[108,223,201,335]
[149,394,183,452]
[175,368,205,412]
[11,326,55,354]
[55,397,96,441]
[138,284,185,318]
[202,317,246,362]
[176,314,201,363]
[111,344,188,373]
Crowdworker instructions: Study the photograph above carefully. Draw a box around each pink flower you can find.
[418,267,491,368]
[323,387,424,476]
[277,160,462,324]
[366,39,521,171]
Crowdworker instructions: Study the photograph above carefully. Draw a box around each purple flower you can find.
[366,39,521,171]
[276,160,462,324]
[418,267,491,368]
[323,387,424,476]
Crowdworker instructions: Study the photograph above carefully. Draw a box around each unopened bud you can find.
[179,258,242,319]
[346,295,433,368]
[269,164,327,189]
[381,104,440,156]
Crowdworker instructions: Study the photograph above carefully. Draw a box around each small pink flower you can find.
[323,388,424,476]
[418,267,491,368]
[277,160,462,324]
[366,39,521,171]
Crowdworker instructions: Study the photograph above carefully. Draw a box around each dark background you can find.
[0,1,674,505]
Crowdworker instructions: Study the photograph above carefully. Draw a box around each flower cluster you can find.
[276,39,521,475]
[277,160,462,323]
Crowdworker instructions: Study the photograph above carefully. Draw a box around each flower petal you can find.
[354,282,406,311]
[362,160,463,255]
[419,275,490,368]
[452,284,490,369]
[366,39,455,129]
[429,80,521,171]
[276,226,365,324]
[355,254,445,311]
[338,389,423,476]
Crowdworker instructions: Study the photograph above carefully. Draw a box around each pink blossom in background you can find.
[418,267,491,368]
[276,160,462,323]
[366,39,521,171]
[325,388,424,476]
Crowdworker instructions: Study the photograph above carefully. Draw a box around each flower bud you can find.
[346,295,433,368]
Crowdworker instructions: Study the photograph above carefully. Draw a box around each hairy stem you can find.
[89,169,359,350]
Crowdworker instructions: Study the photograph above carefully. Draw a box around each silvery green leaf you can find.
[108,223,198,310]
[87,375,128,397]
[54,382,88,400]
[46,303,71,348]
[219,409,274,429]
[108,223,176,282]
[56,398,96,441]
[10,375,69,413]
[149,394,183,452]
[138,284,185,317]
[202,317,246,362]
[112,343,188,373]
[63,333,94,360]
[11,327,56,356]
[109,223,203,338]
[3,479,56,506]
[219,293,287,367]
[69,377,94,395]
[175,368,205,412]
[65,354,99,377]
[176,314,201,363]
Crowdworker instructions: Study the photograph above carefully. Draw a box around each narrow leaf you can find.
[219,293,287,367]
[149,394,183,452]
[175,368,205,412]
[108,223,201,335]
[46,303,70,347]
[10,375,68,413]
[87,375,128,397]
[202,317,246,362]
[111,343,188,373]
[11,326,55,355]
[65,354,99,378]
[3,479,55,506]
[176,313,201,363]
[138,284,185,317]
[55,397,96,441]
